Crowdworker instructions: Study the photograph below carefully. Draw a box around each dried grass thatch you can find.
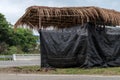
[14,6,120,29]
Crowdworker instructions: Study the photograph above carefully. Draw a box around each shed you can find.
[15,6,120,68]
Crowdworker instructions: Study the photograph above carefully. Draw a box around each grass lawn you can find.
[0,66,120,75]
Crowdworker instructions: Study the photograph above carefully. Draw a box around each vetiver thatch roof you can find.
[14,6,120,29]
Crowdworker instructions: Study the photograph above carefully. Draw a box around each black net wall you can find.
[39,23,120,68]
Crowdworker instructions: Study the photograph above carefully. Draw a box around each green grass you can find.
[0,58,12,61]
[52,67,120,75]
[1,66,120,75]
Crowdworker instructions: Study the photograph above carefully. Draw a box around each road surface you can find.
[0,74,120,80]
[0,60,40,67]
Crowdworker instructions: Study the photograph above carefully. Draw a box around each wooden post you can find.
[39,10,42,68]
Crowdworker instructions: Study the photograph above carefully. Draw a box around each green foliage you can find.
[0,13,39,54]
[0,42,9,54]
[0,13,12,43]
[7,46,17,55]
[14,28,38,53]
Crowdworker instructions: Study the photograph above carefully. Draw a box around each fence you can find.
[13,54,40,61]
[0,55,12,60]
[0,54,40,61]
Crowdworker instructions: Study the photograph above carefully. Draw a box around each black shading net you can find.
[39,23,120,68]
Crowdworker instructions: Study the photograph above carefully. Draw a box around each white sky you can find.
[0,0,120,25]
[0,0,120,35]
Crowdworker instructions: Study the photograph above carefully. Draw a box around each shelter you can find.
[15,6,120,68]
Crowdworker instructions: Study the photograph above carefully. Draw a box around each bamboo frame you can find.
[14,6,120,29]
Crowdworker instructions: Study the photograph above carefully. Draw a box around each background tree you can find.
[0,13,39,54]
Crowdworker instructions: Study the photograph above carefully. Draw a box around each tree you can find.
[14,28,38,53]
[0,13,10,54]
[0,13,38,54]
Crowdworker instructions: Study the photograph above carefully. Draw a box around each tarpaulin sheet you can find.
[40,23,120,68]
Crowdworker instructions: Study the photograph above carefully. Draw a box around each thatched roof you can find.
[14,6,120,29]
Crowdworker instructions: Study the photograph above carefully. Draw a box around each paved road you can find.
[0,74,120,80]
[0,60,40,67]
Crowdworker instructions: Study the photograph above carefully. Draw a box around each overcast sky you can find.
[0,0,120,25]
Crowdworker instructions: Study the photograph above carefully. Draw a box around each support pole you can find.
[38,10,42,68]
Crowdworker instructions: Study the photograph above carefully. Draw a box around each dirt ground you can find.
[0,66,56,74]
